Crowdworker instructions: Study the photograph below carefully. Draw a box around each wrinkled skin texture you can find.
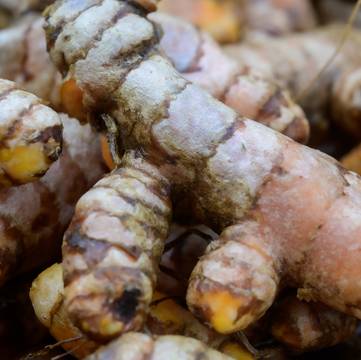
[0,11,309,142]
[30,263,252,359]
[0,79,62,186]
[160,226,357,352]
[31,241,355,357]
[0,14,62,108]
[30,263,99,359]
[62,151,172,340]
[151,12,309,143]
[225,27,361,137]
[159,225,357,353]
[45,0,361,341]
[0,114,103,285]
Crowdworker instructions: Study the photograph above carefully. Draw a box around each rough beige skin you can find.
[62,151,172,340]
[86,333,232,360]
[0,114,103,285]
[0,79,62,186]
[30,263,99,359]
[271,296,357,352]
[160,224,357,353]
[30,263,235,359]
[45,0,361,340]
[31,259,353,357]
[225,27,361,137]
[0,14,62,108]
[31,265,228,360]
[0,10,309,140]
[151,12,309,143]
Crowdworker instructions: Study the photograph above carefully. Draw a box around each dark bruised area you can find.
[126,0,150,16]
[112,288,141,323]
[284,115,309,144]
[65,223,145,274]
[258,87,309,144]
[34,124,63,149]
[194,351,209,360]
[63,228,112,282]
[66,227,93,253]
[256,88,283,122]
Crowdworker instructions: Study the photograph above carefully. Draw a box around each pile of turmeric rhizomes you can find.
[1,0,361,359]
